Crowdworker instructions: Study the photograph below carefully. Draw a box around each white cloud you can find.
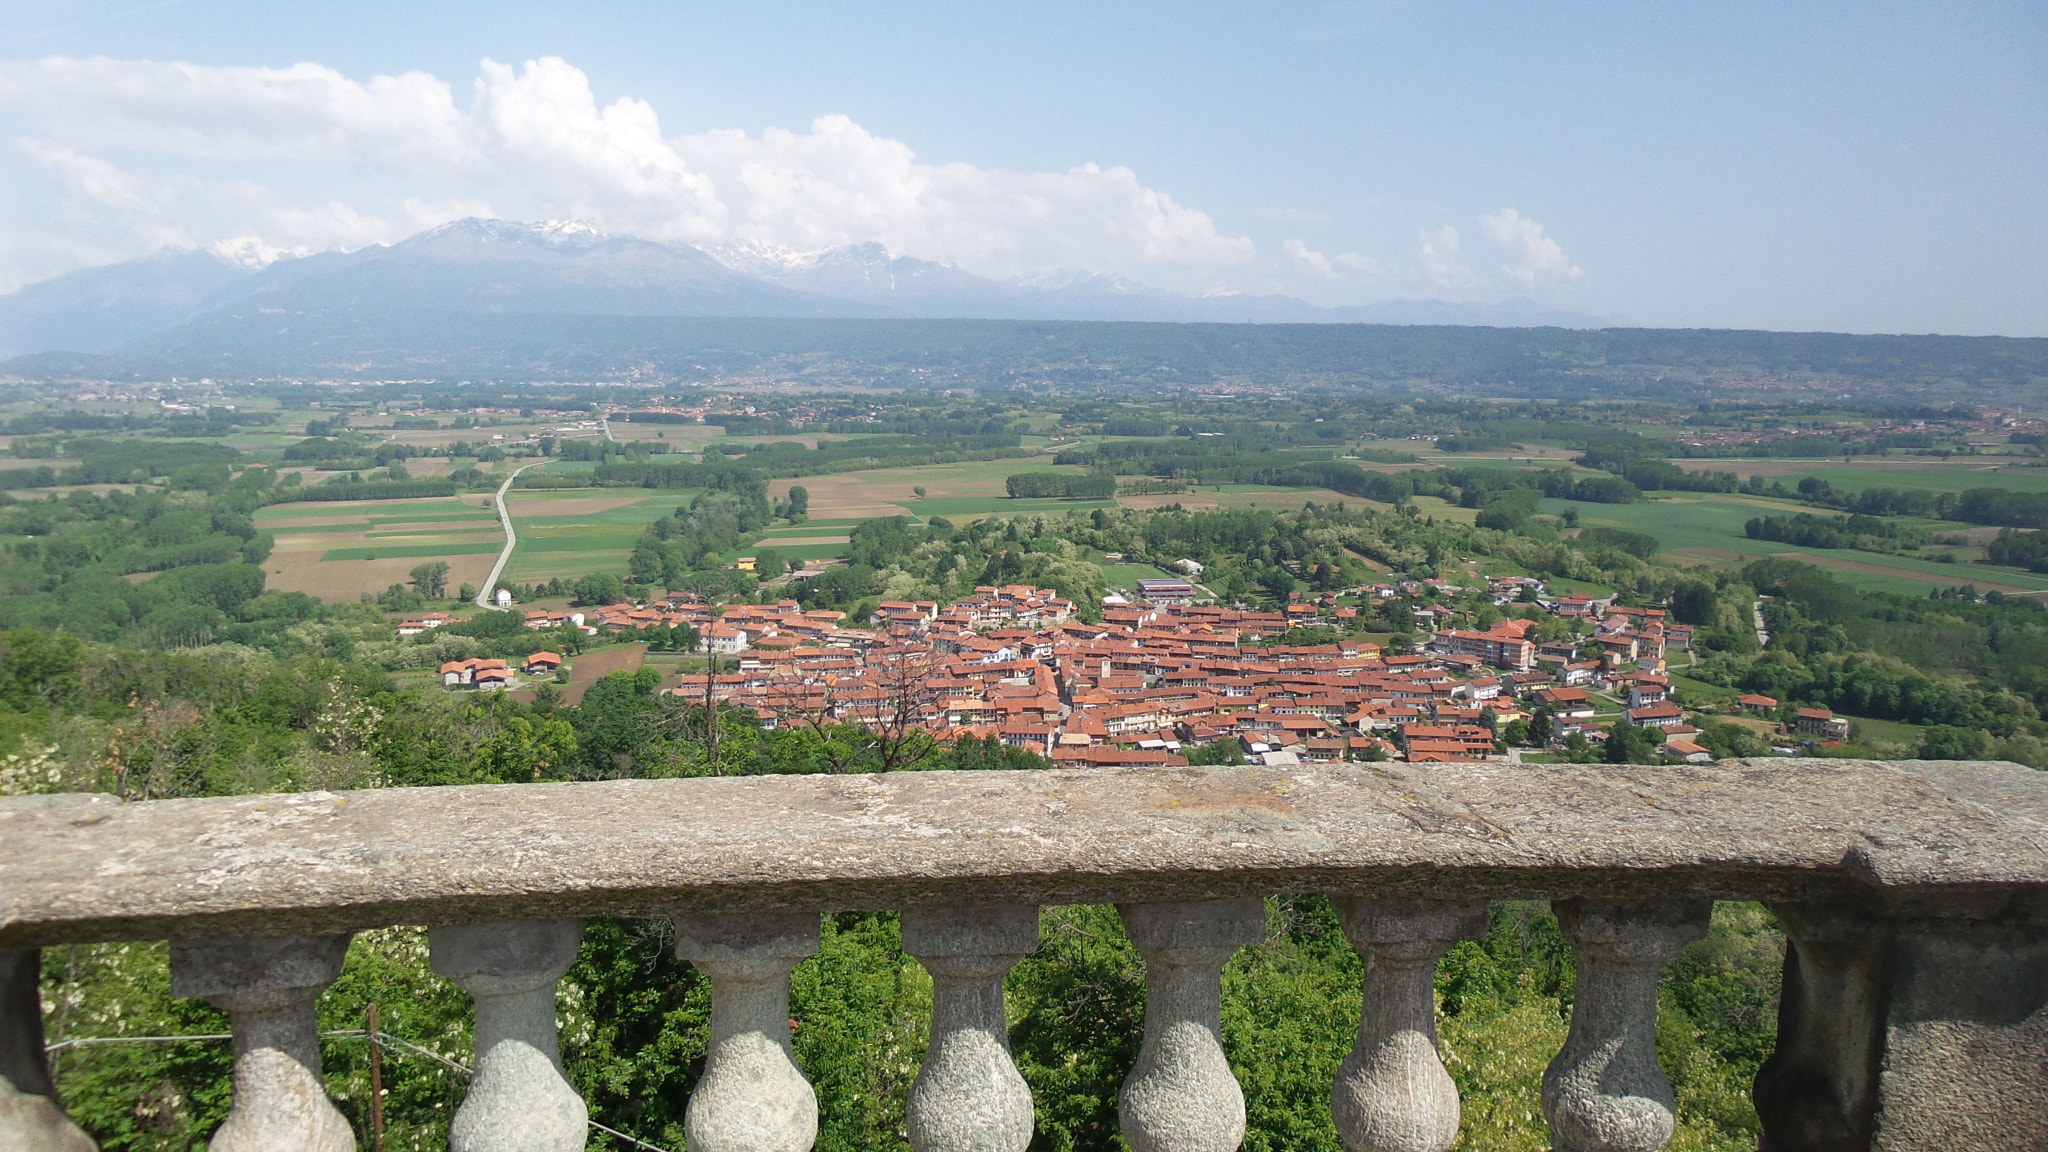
[0,54,1254,289]
[1479,207,1581,288]
[1284,238,1382,279]
[1418,224,1473,292]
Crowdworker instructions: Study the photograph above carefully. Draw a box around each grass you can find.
[1689,459,2048,494]
[1843,714,1925,746]
[323,542,503,560]
[255,498,485,520]
[1549,492,2048,596]
[911,496,1115,518]
[1669,673,1739,706]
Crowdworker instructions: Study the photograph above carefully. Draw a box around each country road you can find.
[475,462,542,610]
[599,411,616,442]
[1753,597,1769,648]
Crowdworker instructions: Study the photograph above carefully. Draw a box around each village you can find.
[413,573,1848,766]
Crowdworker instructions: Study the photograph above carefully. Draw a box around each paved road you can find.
[475,462,542,610]
[599,411,616,442]
[1752,597,1770,648]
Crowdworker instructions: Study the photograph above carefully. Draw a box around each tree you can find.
[1917,724,1990,760]
[1671,581,1719,626]
[785,485,809,521]
[573,572,627,606]
[409,561,450,600]
[913,486,927,500]
[376,583,425,612]
[1604,720,1665,764]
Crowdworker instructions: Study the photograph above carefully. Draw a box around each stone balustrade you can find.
[2,757,2045,1151]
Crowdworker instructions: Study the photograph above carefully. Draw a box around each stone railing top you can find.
[4,758,2046,946]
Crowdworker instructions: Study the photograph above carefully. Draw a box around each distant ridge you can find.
[0,217,1613,360]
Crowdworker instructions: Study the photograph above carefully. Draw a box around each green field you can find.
[1680,459,2048,494]
[1549,492,2048,596]
[255,499,487,520]
[322,542,503,561]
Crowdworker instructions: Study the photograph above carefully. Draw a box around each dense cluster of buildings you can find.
[447,578,1742,766]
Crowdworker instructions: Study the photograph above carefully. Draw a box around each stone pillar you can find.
[1752,903,1887,1152]
[1541,900,1709,1152]
[1116,898,1267,1152]
[430,920,588,1152]
[170,934,356,1152]
[901,904,1038,1152]
[1756,897,2048,1152]
[1329,898,1488,1152]
[0,948,96,1152]
[672,912,821,1152]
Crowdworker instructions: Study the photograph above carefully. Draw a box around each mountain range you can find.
[0,219,1610,362]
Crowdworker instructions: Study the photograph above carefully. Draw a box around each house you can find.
[1623,701,1687,730]
[1534,687,1596,720]
[1736,693,1779,714]
[1628,676,1671,708]
[439,658,512,687]
[523,651,563,675]
[736,556,757,572]
[703,625,749,655]
[1796,707,1851,741]
[1176,559,1205,576]
[1663,738,1714,764]
[1428,623,1536,672]
[493,588,513,608]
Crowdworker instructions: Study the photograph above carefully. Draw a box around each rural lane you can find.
[475,462,543,610]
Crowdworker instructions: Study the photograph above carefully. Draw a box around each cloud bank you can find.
[0,53,1578,302]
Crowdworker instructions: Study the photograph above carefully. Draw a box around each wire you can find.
[45,1029,679,1152]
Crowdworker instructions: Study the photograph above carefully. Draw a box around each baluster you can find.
[1541,900,1709,1152]
[672,912,821,1152]
[1330,898,1488,1152]
[1,947,97,1152]
[901,903,1039,1152]
[1117,898,1267,1152]
[430,920,588,1152]
[169,934,356,1152]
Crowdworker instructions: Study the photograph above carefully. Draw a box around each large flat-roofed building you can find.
[1135,578,1195,605]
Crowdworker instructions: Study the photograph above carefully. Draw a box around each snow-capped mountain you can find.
[0,218,1612,360]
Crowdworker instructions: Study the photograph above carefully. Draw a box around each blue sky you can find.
[1,0,2042,334]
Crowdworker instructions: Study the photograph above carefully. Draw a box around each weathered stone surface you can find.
[902,904,1038,1152]
[1870,901,2048,1150]
[673,912,819,1152]
[430,920,588,1152]
[1542,901,1710,1152]
[3,760,2047,946]
[0,948,97,1152]
[1118,899,1265,1152]
[1330,899,1487,1152]
[170,934,355,1152]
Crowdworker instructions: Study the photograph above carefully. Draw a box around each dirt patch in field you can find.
[507,644,648,706]
[769,476,913,520]
[1343,547,1392,572]
[268,551,498,602]
[505,493,654,517]
[753,534,852,547]
[1669,548,1755,566]
[1768,551,2041,593]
